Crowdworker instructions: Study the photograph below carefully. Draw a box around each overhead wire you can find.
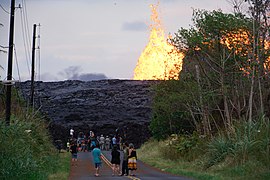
[22,0,31,49]
[19,6,31,75]
[13,44,21,82]
[0,3,9,54]
[19,0,33,78]
[0,3,10,14]
[23,3,32,76]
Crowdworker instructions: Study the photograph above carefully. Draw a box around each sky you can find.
[0,0,232,81]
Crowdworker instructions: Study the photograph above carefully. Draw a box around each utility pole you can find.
[30,24,37,106]
[5,0,16,125]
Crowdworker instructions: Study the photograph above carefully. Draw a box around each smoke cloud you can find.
[59,66,108,81]
[122,21,147,31]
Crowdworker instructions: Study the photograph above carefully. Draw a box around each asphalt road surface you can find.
[68,151,192,180]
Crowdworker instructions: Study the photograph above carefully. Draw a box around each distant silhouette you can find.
[59,66,108,81]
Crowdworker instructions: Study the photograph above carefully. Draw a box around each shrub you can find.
[0,114,60,179]
[161,133,205,161]
[252,116,270,167]
[205,116,270,168]
[205,135,233,168]
[150,80,196,140]
[230,121,259,164]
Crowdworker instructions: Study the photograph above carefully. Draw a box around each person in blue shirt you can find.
[92,144,102,177]
[112,135,117,147]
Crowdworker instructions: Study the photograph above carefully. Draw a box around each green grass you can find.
[0,84,71,179]
[48,152,70,180]
[0,114,70,180]
[138,139,219,180]
[138,137,270,180]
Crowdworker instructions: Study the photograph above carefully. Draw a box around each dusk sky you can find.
[0,0,232,81]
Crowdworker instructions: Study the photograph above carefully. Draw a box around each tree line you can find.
[150,0,270,139]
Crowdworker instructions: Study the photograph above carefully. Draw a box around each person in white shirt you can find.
[70,128,74,138]
[99,134,105,150]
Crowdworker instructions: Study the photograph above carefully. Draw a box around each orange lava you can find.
[133,3,184,80]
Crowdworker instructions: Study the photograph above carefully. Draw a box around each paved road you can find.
[68,151,192,180]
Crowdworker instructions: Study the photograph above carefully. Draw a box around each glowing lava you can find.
[221,30,270,74]
[133,4,184,80]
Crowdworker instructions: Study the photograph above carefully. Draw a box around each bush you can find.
[205,135,233,168]
[161,133,205,161]
[205,116,270,168]
[150,80,196,140]
[251,117,270,167]
[0,114,60,179]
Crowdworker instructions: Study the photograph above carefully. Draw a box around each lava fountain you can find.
[133,4,184,80]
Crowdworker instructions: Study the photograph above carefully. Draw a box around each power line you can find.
[22,0,31,49]
[19,0,34,77]
[19,7,31,75]
[14,44,21,81]
[0,3,10,14]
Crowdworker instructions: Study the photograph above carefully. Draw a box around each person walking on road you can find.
[128,143,137,176]
[99,134,105,150]
[111,145,121,176]
[92,144,102,177]
[112,135,117,147]
[121,143,129,176]
[70,140,78,165]
[105,136,110,151]
[70,128,74,138]
[90,133,97,151]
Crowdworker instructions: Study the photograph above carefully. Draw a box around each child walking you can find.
[92,144,102,177]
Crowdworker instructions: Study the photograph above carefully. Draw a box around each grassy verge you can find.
[137,139,270,180]
[48,151,70,180]
[0,85,71,179]
[0,114,70,179]
[138,140,218,180]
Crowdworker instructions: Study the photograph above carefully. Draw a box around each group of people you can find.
[68,129,123,152]
[91,142,137,177]
[68,129,137,177]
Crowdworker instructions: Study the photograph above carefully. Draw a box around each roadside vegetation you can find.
[0,84,70,179]
[139,117,270,179]
[139,1,270,179]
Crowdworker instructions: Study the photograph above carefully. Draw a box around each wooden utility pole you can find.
[30,24,37,106]
[5,0,16,125]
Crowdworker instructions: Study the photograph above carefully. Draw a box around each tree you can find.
[228,0,270,122]
[151,7,269,139]
[244,0,270,121]
[150,79,197,140]
[171,9,254,134]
